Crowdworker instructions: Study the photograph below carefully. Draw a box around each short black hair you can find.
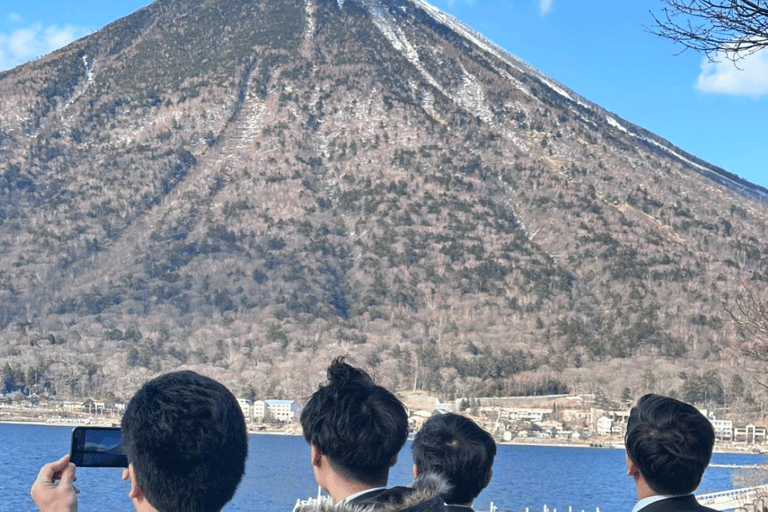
[122,371,248,512]
[300,357,408,485]
[625,393,715,496]
[412,413,496,504]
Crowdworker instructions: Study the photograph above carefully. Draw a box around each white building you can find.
[596,416,613,436]
[238,398,253,422]
[253,400,301,423]
[710,418,733,441]
[498,408,547,422]
[733,424,767,444]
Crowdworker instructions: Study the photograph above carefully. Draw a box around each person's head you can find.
[625,393,715,496]
[300,356,408,487]
[121,370,248,512]
[412,413,496,505]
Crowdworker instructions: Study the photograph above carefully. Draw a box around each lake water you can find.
[1,423,763,512]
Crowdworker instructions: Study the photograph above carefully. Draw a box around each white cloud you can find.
[539,0,553,15]
[0,23,88,72]
[696,48,768,98]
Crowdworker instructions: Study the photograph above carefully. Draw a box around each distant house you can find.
[596,416,613,436]
[238,398,253,422]
[63,401,81,412]
[402,395,443,411]
[710,418,733,441]
[498,408,547,422]
[538,420,563,434]
[253,399,301,423]
[733,424,767,444]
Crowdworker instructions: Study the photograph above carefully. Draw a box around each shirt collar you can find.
[342,487,387,504]
[631,495,677,512]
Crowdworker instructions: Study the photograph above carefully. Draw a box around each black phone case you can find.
[70,426,128,467]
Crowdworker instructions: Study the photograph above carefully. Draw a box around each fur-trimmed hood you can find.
[294,473,450,512]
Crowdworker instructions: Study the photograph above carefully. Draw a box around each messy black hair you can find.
[301,357,408,485]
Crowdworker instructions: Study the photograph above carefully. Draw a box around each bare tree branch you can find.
[724,289,768,389]
[647,0,768,62]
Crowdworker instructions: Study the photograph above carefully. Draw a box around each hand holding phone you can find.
[70,426,128,468]
[31,454,79,512]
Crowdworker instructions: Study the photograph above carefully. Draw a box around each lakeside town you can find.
[2,391,766,452]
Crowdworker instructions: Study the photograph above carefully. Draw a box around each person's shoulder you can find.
[398,494,445,512]
[639,495,715,512]
[367,490,445,512]
[343,474,451,512]
[446,504,474,512]
[375,474,451,512]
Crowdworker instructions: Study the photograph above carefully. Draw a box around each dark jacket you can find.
[294,473,449,512]
[445,505,474,512]
[637,495,719,512]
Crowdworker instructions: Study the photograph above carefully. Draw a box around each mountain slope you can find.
[1,0,767,404]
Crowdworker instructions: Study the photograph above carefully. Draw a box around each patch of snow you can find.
[364,0,498,123]
[457,64,493,123]
[304,0,315,41]
[638,135,710,173]
[538,76,572,101]
[606,115,627,133]
[82,55,95,85]
[364,1,445,94]
[413,0,595,111]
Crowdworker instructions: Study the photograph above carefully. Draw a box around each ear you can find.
[311,444,323,468]
[389,454,398,468]
[412,464,419,479]
[126,464,145,501]
[627,459,639,478]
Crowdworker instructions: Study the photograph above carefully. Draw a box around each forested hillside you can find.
[1,0,767,407]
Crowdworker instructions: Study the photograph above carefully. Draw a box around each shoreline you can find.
[501,438,765,455]
[0,417,299,436]
[2,418,763,454]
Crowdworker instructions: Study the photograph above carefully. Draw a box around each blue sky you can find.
[1,0,766,192]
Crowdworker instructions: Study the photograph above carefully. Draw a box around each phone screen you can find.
[70,426,128,467]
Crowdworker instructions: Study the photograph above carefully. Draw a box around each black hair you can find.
[122,371,248,512]
[300,356,408,485]
[412,413,496,504]
[625,393,715,496]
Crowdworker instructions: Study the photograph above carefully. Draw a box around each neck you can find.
[635,478,656,501]
[131,498,159,512]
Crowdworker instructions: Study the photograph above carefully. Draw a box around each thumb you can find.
[38,454,71,483]
[59,459,77,486]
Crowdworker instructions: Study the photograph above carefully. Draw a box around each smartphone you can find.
[70,426,128,468]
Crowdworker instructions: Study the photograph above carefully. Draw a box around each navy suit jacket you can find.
[638,495,719,512]
[446,505,474,512]
[348,488,389,506]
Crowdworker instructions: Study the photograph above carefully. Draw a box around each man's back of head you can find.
[301,356,408,487]
[625,393,715,496]
[412,413,496,506]
[121,370,249,512]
